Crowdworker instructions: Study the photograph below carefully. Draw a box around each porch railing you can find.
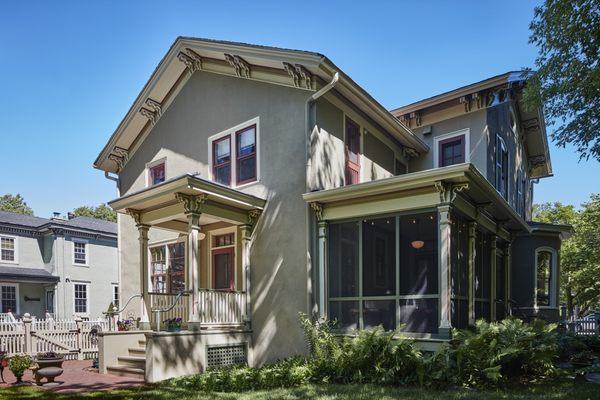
[198,289,247,326]
[150,292,189,328]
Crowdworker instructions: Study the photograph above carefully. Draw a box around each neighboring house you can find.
[0,211,119,319]
[93,37,570,382]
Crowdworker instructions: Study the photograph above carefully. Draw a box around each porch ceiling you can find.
[303,163,531,234]
[109,174,266,229]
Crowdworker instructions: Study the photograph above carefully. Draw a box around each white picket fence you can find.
[565,311,600,336]
[0,313,113,359]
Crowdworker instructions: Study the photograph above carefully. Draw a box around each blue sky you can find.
[1,1,598,218]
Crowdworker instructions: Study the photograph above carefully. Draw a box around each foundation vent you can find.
[206,343,248,369]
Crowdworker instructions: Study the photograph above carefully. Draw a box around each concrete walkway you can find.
[0,360,144,393]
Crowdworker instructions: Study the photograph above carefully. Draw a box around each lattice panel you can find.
[206,343,247,369]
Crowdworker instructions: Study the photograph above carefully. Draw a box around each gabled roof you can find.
[0,211,117,236]
[390,72,552,179]
[94,37,428,173]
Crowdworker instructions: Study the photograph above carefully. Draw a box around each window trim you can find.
[0,234,18,264]
[212,135,232,186]
[0,283,19,314]
[208,117,260,188]
[534,247,558,309]
[112,284,119,309]
[344,116,362,185]
[145,157,167,187]
[72,281,90,316]
[72,239,89,266]
[433,129,470,168]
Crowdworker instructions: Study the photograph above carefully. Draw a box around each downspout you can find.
[104,171,122,317]
[304,72,339,316]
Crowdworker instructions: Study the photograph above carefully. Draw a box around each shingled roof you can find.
[0,211,117,236]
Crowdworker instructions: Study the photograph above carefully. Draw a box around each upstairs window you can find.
[213,136,232,186]
[0,236,16,263]
[147,160,166,186]
[210,119,259,187]
[439,135,465,167]
[236,125,257,185]
[495,136,508,199]
[345,117,361,185]
[73,241,88,265]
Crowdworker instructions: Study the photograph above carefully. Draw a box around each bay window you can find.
[210,119,258,187]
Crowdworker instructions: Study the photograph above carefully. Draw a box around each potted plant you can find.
[164,317,182,332]
[117,319,135,331]
[9,354,31,384]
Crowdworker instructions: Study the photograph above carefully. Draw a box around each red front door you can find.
[212,247,235,291]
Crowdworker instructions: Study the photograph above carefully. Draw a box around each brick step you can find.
[117,355,146,368]
[128,347,147,356]
[106,365,145,378]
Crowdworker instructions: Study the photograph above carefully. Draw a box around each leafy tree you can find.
[533,195,600,315]
[0,194,34,216]
[72,204,117,222]
[524,0,600,160]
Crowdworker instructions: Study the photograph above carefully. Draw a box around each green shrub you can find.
[443,318,558,387]
[9,354,31,381]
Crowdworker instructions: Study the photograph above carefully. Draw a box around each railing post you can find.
[437,205,452,338]
[75,316,84,360]
[22,313,33,355]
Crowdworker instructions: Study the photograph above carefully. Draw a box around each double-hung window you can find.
[0,235,16,263]
[74,283,89,314]
[344,117,361,185]
[495,136,508,199]
[147,159,166,186]
[535,248,556,307]
[210,120,258,187]
[1,284,18,313]
[73,240,88,265]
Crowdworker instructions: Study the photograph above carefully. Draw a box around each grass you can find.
[0,382,598,400]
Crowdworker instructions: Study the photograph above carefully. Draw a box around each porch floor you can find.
[0,360,144,393]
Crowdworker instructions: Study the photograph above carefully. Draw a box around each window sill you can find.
[0,260,18,265]
[73,263,89,267]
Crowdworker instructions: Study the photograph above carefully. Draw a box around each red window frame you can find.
[148,162,166,186]
[212,247,235,291]
[212,136,232,186]
[235,125,257,185]
[345,117,361,185]
[438,135,465,167]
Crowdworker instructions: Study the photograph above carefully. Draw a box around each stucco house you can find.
[0,211,118,320]
[93,37,570,381]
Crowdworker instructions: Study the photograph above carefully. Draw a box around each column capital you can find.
[175,192,208,215]
[126,209,150,231]
[310,202,324,222]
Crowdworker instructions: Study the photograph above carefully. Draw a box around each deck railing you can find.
[149,292,189,328]
[198,289,247,326]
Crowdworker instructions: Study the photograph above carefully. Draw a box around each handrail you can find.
[106,293,143,316]
[151,291,191,331]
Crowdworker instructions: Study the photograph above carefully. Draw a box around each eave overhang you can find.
[109,174,266,215]
[303,163,531,234]
[528,222,573,240]
[94,37,427,174]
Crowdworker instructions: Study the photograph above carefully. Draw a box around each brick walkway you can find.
[0,360,144,393]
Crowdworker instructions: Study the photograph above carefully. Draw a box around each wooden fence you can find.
[565,311,600,336]
[0,313,113,359]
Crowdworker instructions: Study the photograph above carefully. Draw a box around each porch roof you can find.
[303,163,531,234]
[109,174,266,229]
[0,266,60,284]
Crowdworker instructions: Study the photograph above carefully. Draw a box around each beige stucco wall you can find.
[117,70,313,364]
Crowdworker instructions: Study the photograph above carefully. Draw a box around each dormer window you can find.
[147,159,166,186]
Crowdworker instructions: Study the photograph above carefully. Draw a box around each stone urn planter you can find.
[32,352,64,386]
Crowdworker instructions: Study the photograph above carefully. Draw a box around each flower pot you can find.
[167,325,181,332]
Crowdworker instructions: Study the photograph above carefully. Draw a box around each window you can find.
[147,159,166,186]
[73,240,88,265]
[535,248,556,307]
[150,242,185,293]
[495,136,508,198]
[112,285,119,309]
[438,135,465,167]
[74,283,88,314]
[236,126,257,185]
[344,117,361,185]
[46,290,55,314]
[213,136,231,185]
[211,232,236,291]
[0,235,16,263]
[328,212,438,334]
[209,119,259,187]
[1,284,18,313]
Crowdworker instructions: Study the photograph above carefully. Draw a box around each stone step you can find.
[128,347,147,356]
[117,355,146,368]
[138,339,147,347]
[106,365,145,379]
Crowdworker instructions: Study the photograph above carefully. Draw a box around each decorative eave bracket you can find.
[434,181,469,204]
[224,54,251,79]
[283,62,313,90]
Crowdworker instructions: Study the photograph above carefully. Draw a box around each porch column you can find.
[240,224,252,324]
[438,205,452,337]
[317,220,328,318]
[490,235,498,321]
[504,240,512,312]
[127,209,151,330]
[467,221,477,326]
[175,193,207,330]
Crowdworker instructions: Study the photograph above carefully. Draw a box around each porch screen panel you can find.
[399,298,438,333]
[362,218,395,296]
[363,300,395,331]
[496,252,506,320]
[328,222,359,330]
[399,213,437,295]
[451,214,469,329]
[474,230,491,321]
